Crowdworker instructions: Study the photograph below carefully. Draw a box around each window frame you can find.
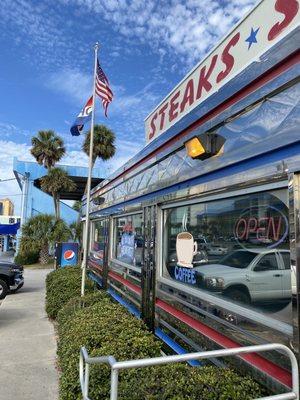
[157,180,292,335]
[279,251,292,270]
[89,217,108,261]
[252,253,280,272]
[110,210,143,272]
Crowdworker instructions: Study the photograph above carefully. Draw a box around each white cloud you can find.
[115,138,143,155]
[109,83,160,125]
[46,69,92,104]
[0,122,31,139]
[57,133,143,180]
[102,137,144,173]
[47,72,160,144]
[0,0,89,71]
[62,137,143,176]
[1,0,256,70]
[0,126,143,215]
[61,0,256,65]
[0,140,33,215]
[62,150,89,167]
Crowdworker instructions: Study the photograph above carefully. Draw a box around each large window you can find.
[113,213,143,267]
[163,189,292,323]
[90,219,107,264]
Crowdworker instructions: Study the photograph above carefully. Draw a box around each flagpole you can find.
[81,42,99,297]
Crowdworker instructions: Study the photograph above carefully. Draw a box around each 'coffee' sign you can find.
[145,0,299,143]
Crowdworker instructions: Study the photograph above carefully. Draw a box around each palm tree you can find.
[82,124,116,168]
[19,214,71,264]
[50,219,72,245]
[31,130,65,169]
[72,200,82,212]
[70,221,83,243]
[40,167,76,220]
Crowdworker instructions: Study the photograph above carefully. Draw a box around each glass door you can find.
[141,205,157,332]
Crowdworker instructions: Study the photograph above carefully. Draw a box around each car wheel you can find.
[225,288,250,304]
[0,279,9,300]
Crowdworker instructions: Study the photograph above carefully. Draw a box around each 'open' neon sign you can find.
[235,206,288,248]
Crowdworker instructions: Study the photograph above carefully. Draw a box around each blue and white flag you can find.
[70,95,93,136]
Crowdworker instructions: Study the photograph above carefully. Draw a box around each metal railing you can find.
[79,343,299,400]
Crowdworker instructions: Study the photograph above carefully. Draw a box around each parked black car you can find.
[0,262,24,300]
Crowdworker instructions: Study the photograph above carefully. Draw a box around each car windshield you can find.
[218,251,257,269]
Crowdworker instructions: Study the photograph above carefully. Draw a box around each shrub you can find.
[56,297,262,400]
[119,364,263,400]
[45,267,94,319]
[57,301,162,400]
[14,250,39,265]
[56,291,110,329]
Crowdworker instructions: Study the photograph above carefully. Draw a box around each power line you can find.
[0,178,17,183]
[0,194,22,196]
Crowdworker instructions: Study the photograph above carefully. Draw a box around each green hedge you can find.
[58,301,162,400]
[45,267,94,319]
[119,364,262,400]
[46,268,263,399]
[56,295,262,400]
[56,291,110,329]
[14,250,39,265]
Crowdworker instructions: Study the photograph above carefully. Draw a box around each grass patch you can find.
[24,261,55,269]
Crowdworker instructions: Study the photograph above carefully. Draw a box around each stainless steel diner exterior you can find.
[83,0,300,393]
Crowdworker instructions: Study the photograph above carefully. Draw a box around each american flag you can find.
[95,59,113,116]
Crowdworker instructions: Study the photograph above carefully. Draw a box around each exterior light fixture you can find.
[184,132,226,160]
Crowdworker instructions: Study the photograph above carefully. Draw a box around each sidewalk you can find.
[0,269,58,400]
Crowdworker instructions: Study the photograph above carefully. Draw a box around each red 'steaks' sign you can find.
[145,0,300,143]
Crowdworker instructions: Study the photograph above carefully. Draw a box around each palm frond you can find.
[30,130,65,169]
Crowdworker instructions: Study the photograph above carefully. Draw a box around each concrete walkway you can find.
[0,269,58,400]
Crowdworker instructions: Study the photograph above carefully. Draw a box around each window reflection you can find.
[217,251,256,269]
[164,190,292,323]
[90,219,107,265]
[114,214,143,267]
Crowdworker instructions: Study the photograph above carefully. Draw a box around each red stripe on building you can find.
[106,269,292,388]
[156,298,292,388]
[108,270,142,295]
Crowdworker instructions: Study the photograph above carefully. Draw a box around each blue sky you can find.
[0,0,255,213]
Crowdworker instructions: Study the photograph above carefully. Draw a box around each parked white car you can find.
[194,249,296,304]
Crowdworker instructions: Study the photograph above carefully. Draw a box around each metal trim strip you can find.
[90,141,300,216]
[107,268,292,387]
[156,297,292,388]
[157,277,292,336]
[110,259,142,274]
[156,288,277,347]
[160,180,287,209]
[90,50,299,198]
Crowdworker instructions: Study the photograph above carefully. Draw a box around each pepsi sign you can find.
[59,242,79,267]
[64,250,76,261]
